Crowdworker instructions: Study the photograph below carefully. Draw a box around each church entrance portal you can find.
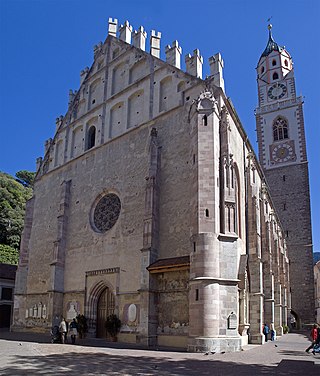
[96,287,115,338]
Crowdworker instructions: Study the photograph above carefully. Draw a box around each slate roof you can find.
[261,29,284,57]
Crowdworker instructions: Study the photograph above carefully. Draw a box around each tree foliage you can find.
[15,170,35,188]
[0,244,19,265]
[0,171,33,250]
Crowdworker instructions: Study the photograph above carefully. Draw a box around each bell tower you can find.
[255,25,314,327]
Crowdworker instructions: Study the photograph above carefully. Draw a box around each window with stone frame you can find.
[273,117,289,142]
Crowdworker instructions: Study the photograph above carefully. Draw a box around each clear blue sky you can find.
[0,0,319,252]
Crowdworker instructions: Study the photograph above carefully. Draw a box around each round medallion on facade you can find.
[92,193,121,233]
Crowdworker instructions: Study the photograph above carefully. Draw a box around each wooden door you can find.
[96,288,115,338]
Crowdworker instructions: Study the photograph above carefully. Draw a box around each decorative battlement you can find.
[150,30,162,58]
[44,138,52,153]
[36,157,43,171]
[68,89,77,106]
[93,42,103,58]
[119,20,133,44]
[55,115,63,129]
[165,40,182,69]
[108,17,118,37]
[80,66,89,85]
[102,17,225,82]
[132,26,147,51]
[209,53,225,91]
[185,49,203,79]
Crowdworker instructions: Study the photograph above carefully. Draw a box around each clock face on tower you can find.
[271,142,295,163]
[268,83,287,100]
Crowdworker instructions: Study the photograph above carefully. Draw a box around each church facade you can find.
[13,19,291,352]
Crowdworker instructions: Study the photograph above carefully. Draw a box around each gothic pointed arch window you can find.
[221,161,241,237]
[87,125,96,150]
[273,72,279,80]
[273,117,288,141]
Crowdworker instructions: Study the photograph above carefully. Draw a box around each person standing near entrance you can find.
[263,323,269,342]
[59,317,67,344]
[70,318,78,345]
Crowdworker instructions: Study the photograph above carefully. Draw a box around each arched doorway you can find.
[96,287,115,338]
[290,310,300,330]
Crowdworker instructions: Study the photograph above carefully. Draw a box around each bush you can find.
[0,244,19,265]
[283,325,289,334]
[105,314,121,338]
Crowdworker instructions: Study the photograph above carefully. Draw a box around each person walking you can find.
[270,323,276,341]
[70,318,78,345]
[59,317,68,344]
[305,324,318,353]
[263,323,270,342]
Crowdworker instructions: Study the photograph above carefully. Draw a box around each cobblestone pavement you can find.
[0,330,319,375]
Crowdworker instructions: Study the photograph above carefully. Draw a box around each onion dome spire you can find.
[261,24,284,57]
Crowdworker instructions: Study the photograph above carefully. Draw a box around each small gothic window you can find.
[272,59,276,66]
[273,117,289,141]
[261,66,265,74]
[273,72,279,80]
[285,60,288,67]
[87,126,96,150]
[195,289,199,301]
[205,209,209,217]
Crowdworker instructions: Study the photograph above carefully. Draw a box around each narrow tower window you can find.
[195,289,199,301]
[285,60,288,67]
[273,72,279,80]
[272,59,277,66]
[261,66,265,74]
[87,125,96,150]
[205,209,209,218]
[202,114,208,126]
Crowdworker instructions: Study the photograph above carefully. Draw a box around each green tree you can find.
[0,171,33,250]
[0,244,19,265]
[15,170,35,188]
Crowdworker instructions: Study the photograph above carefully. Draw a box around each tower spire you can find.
[261,23,283,57]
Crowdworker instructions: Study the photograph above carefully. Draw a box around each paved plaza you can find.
[0,330,319,375]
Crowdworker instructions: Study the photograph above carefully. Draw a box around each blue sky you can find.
[0,0,319,252]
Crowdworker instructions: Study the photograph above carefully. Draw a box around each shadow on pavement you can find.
[1,351,319,376]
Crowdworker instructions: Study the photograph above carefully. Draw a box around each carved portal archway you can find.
[87,280,115,337]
